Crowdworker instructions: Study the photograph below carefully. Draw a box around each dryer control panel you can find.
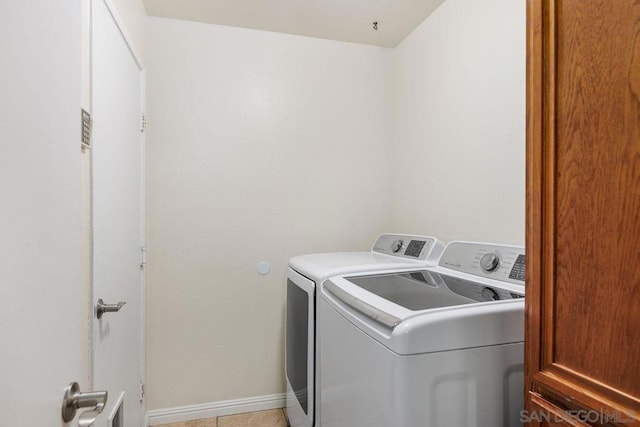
[371,234,445,263]
[438,241,525,285]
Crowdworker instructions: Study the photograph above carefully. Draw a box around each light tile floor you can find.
[157,408,288,427]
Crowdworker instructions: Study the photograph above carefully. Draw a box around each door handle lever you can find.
[61,382,108,425]
[96,299,126,319]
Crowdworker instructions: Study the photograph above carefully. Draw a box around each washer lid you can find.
[346,271,522,311]
[321,271,525,355]
[289,252,427,282]
[288,234,445,282]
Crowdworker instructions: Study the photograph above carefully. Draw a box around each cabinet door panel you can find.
[526,0,640,424]
[553,0,640,395]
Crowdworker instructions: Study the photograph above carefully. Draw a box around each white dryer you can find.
[318,241,526,427]
[285,234,445,427]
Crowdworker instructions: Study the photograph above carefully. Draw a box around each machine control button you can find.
[480,252,500,272]
[391,239,404,253]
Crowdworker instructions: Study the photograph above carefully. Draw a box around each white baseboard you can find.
[146,393,286,425]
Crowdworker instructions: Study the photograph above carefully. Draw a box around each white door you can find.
[0,2,86,426]
[91,0,145,425]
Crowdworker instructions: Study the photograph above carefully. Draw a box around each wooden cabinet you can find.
[525,1,640,426]
[528,393,590,427]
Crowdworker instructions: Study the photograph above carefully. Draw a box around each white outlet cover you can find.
[257,261,270,275]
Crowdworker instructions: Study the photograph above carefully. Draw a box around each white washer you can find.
[318,241,526,427]
[286,234,445,427]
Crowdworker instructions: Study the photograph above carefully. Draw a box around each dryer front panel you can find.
[286,268,315,427]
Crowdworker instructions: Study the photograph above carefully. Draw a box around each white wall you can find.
[145,18,394,409]
[145,0,525,411]
[112,0,148,59]
[391,0,525,245]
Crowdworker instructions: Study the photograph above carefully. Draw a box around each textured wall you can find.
[145,17,394,409]
[391,0,526,245]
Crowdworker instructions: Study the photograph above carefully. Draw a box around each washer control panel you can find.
[372,234,444,263]
[508,254,526,281]
[438,241,525,285]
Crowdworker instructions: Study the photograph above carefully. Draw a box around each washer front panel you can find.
[318,294,525,427]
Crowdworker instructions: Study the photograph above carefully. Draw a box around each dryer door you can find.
[286,268,315,427]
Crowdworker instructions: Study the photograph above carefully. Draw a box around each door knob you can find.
[61,382,108,425]
[96,299,126,319]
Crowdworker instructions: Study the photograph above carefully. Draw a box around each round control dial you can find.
[481,287,500,301]
[480,252,500,272]
[391,239,404,253]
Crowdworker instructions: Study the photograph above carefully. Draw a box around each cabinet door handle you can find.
[529,392,590,427]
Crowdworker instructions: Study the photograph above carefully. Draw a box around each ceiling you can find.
[143,0,446,47]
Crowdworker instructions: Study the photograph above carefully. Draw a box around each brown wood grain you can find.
[535,367,640,423]
[525,0,544,399]
[526,0,640,425]
[553,0,640,395]
[529,391,590,427]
